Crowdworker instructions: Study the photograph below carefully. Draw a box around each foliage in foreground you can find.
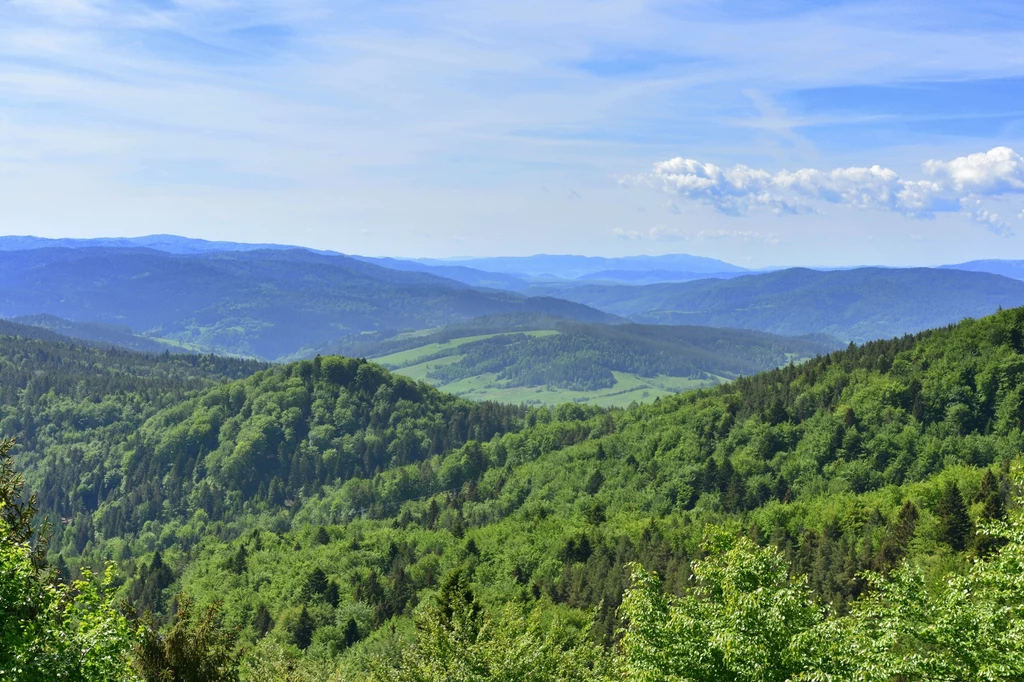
[0,438,138,681]
[376,485,1024,682]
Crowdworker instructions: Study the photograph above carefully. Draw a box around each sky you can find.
[2,0,1024,267]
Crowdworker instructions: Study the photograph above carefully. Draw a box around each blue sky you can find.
[2,0,1024,266]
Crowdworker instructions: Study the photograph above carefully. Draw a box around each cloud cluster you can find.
[629,147,1024,235]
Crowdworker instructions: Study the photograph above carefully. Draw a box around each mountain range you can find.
[3,234,1024,364]
[0,246,619,360]
[523,266,1024,342]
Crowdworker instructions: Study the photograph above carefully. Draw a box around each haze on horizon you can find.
[4,0,1024,268]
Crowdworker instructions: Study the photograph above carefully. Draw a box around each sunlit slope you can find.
[368,321,839,406]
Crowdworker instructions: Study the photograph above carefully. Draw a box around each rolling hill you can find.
[0,247,620,360]
[524,266,1024,342]
[355,317,840,406]
[11,314,187,354]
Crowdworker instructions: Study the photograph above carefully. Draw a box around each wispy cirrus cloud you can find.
[3,0,1024,262]
[626,147,1024,235]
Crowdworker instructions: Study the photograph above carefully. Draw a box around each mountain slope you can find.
[0,247,620,360]
[576,268,747,284]
[22,304,1023,678]
[525,267,1024,342]
[0,322,266,493]
[12,314,186,353]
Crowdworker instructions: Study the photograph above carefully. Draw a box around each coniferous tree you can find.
[936,482,972,552]
[976,487,1009,556]
[252,604,273,637]
[302,568,329,602]
[343,617,361,648]
[874,500,919,573]
[324,580,340,608]
[434,567,480,632]
[292,606,315,650]
[132,550,176,615]
[974,470,999,503]
[314,526,330,545]
[136,595,240,682]
[227,544,247,575]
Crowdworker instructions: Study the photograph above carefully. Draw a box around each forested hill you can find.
[36,354,530,545]
[11,314,185,354]
[19,306,1024,679]
[0,322,267,493]
[0,247,619,360]
[370,318,840,396]
[526,266,1024,342]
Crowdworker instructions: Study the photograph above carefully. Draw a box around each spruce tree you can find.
[974,470,999,503]
[976,490,1008,556]
[314,526,330,545]
[253,604,273,637]
[324,580,340,608]
[434,567,480,632]
[228,544,247,575]
[302,568,329,602]
[292,606,315,650]
[344,617,360,647]
[936,481,972,552]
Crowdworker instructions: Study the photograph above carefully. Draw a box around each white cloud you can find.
[627,147,1024,235]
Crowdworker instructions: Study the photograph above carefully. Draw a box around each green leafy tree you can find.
[376,569,609,681]
[798,474,1024,681]
[618,530,820,682]
[1,438,138,681]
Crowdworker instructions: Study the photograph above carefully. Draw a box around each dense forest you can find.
[3,309,1024,679]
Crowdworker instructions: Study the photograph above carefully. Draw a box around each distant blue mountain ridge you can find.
[0,235,754,286]
[0,234,1023,357]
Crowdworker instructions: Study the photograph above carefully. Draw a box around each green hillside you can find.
[0,321,267,496]
[0,247,619,361]
[11,314,188,354]
[5,307,1024,679]
[526,266,1024,342]
[355,317,840,407]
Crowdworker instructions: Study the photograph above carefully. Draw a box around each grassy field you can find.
[388,366,720,407]
[386,354,465,382]
[372,329,727,407]
[371,330,558,367]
